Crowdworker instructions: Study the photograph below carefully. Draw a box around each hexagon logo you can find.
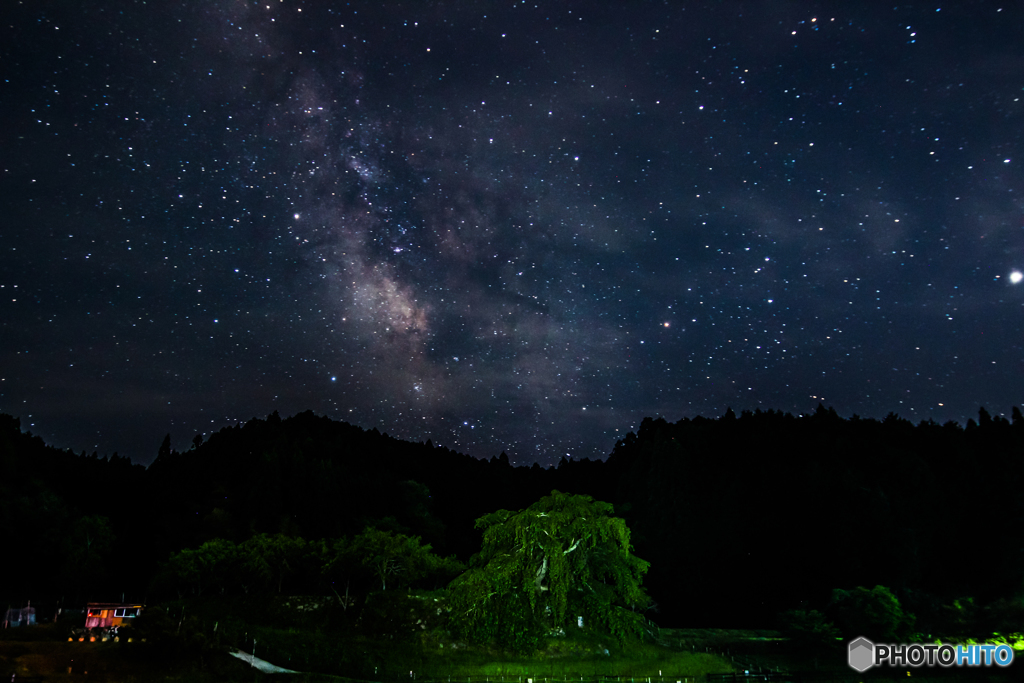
[848,637,875,672]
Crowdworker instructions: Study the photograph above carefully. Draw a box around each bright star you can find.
[1010,271,1023,284]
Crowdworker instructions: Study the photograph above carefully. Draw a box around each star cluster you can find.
[2,1,1022,464]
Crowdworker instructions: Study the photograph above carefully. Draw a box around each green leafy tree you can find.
[322,536,359,608]
[166,546,203,597]
[241,533,308,593]
[322,530,462,610]
[167,538,239,596]
[828,585,916,640]
[350,527,453,591]
[779,609,841,648]
[447,490,650,652]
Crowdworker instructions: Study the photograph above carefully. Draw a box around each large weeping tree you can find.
[447,491,651,652]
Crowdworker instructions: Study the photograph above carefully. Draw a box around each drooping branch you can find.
[534,556,548,592]
[447,491,650,650]
[464,591,498,615]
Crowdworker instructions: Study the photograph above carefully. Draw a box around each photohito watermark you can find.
[848,637,1015,672]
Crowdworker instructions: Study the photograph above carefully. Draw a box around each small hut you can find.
[85,602,143,628]
[2,604,36,627]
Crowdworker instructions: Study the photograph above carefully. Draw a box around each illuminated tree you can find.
[447,491,650,651]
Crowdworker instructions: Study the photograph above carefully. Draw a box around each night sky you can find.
[3,1,1023,466]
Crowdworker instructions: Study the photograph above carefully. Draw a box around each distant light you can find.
[293,213,300,219]
[1010,271,1023,284]
[331,376,336,381]
[1005,159,1012,164]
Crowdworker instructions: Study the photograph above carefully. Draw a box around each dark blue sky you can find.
[2,1,1022,465]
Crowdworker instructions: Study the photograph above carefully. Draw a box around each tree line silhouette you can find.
[1,404,1021,635]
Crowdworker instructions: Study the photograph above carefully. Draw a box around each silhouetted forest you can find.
[2,405,1022,632]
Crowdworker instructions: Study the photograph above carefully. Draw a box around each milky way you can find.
[2,2,1023,464]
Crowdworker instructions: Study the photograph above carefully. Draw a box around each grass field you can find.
[2,596,1020,683]
[0,633,733,682]
[0,606,737,683]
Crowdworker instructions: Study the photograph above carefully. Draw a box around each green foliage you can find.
[939,596,980,636]
[423,552,466,588]
[164,534,313,596]
[240,533,311,593]
[320,535,357,594]
[167,537,240,596]
[348,526,464,591]
[828,585,915,640]
[778,609,840,648]
[352,527,424,591]
[447,490,650,652]
[161,529,462,602]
